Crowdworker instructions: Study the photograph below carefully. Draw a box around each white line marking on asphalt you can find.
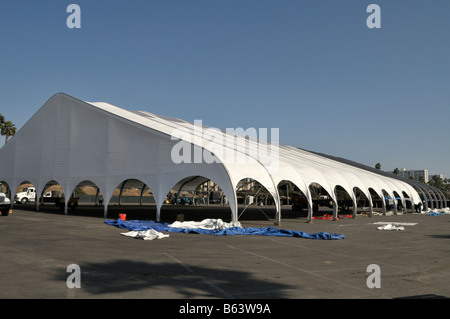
[226,244,376,295]
[163,252,234,299]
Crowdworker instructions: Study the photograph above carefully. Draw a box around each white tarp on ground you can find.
[373,222,417,226]
[377,224,405,231]
[423,207,450,215]
[168,219,242,230]
[121,229,170,240]
[0,93,435,223]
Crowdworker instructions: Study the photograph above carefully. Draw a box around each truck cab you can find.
[14,187,37,204]
[0,192,11,216]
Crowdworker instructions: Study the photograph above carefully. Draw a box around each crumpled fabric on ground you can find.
[377,224,405,231]
[121,229,170,240]
[168,218,242,230]
[105,218,345,240]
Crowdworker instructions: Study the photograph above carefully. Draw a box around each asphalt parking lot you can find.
[1,204,449,301]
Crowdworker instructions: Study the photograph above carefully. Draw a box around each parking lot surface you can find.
[1,205,449,300]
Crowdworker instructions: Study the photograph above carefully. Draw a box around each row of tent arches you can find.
[1,175,446,222]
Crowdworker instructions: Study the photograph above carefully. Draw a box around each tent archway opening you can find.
[353,187,371,213]
[110,179,155,207]
[68,180,105,216]
[236,178,277,221]
[159,175,232,222]
[277,180,309,216]
[335,185,355,214]
[309,183,333,216]
[37,180,68,212]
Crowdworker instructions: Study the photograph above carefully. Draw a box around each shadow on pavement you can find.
[54,259,295,298]
[394,294,448,299]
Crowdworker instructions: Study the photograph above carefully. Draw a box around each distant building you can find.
[398,169,429,183]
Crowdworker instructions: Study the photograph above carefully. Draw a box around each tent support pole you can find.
[139,184,146,206]
[367,192,374,217]
[118,181,127,206]
[352,197,357,219]
[332,200,338,221]
[274,200,281,225]
[401,197,407,214]
[35,188,40,212]
[286,183,289,206]
[95,187,100,206]
[156,205,161,222]
[307,201,313,223]
[392,193,398,215]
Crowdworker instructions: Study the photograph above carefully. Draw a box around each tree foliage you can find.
[0,113,16,144]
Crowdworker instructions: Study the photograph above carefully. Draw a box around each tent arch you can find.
[392,190,405,213]
[38,179,66,210]
[381,189,399,214]
[402,190,416,211]
[422,185,438,209]
[309,181,335,207]
[279,179,313,218]
[412,184,428,210]
[430,186,445,209]
[270,168,313,222]
[308,182,335,221]
[369,187,387,214]
[39,179,65,198]
[157,173,237,222]
[68,180,105,213]
[353,186,372,210]
[435,188,447,208]
[109,178,155,207]
[334,184,357,218]
[235,177,279,221]
[236,177,277,206]
[276,180,310,206]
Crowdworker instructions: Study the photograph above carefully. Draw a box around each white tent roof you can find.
[0,93,432,222]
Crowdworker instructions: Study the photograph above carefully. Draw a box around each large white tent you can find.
[0,93,445,223]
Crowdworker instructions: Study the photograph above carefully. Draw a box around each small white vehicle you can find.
[14,187,37,204]
[0,192,11,216]
[14,187,59,204]
[14,187,78,211]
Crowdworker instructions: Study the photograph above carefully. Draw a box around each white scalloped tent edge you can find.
[0,93,442,223]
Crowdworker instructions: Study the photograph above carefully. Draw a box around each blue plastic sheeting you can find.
[104,219,345,240]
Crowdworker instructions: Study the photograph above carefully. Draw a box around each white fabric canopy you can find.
[0,93,437,223]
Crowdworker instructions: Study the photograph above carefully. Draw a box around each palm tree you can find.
[1,120,16,144]
[0,113,5,144]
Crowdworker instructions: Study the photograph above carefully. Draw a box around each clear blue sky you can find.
[1,0,449,177]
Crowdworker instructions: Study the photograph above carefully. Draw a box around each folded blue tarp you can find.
[105,219,345,240]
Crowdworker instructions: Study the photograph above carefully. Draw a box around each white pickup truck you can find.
[0,192,11,216]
